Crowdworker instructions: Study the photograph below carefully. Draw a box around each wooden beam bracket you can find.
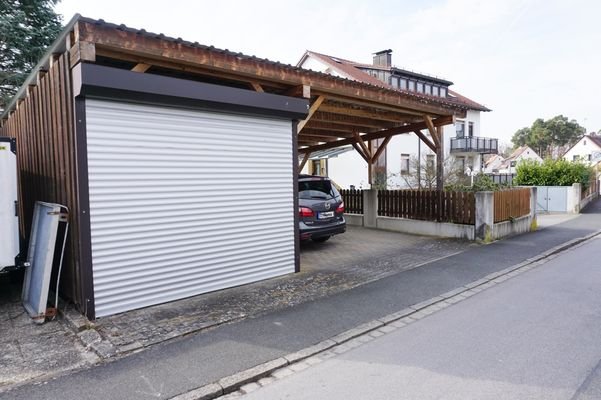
[131,63,151,73]
[297,95,325,133]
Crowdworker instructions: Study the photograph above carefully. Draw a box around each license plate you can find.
[318,211,334,219]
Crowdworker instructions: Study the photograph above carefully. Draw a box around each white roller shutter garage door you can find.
[85,99,295,317]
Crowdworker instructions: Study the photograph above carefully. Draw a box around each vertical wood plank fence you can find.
[0,52,81,303]
[340,189,363,214]
[581,178,599,200]
[377,189,475,225]
[493,188,530,223]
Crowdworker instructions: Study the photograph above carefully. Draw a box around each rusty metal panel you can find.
[85,99,295,317]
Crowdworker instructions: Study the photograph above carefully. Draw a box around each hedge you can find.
[513,159,593,187]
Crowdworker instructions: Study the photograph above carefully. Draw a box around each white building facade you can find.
[563,134,601,165]
[298,50,496,189]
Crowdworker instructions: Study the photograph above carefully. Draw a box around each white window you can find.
[426,154,435,171]
[400,78,407,90]
[440,87,447,97]
[454,156,465,171]
[401,154,410,175]
[573,155,579,161]
[417,82,424,93]
[468,121,474,137]
[408,80,416,91]
[456,121,465,137]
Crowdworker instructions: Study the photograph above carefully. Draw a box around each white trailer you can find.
[0,137,19,271]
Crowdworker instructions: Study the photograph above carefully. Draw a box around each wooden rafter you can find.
[298,152,310,172]
[297,95,325,133]
[77,21,467,117]
[318,103,425,122]
[312,112,399,129]
[284,84,310,98]
[94,47,290,91]
[351,143,370,163]
[69,40,95,67]
[249,82,264,92]
[423,114,441,148]
[371,135,392,163]
[353,132,372,159]
[300,133,342,142]
[299,115,454,154]
[413,130,437,153]
[300,129,354,138]
[323,95,430,117]
[303,121,362,133]
[131,63,151,73]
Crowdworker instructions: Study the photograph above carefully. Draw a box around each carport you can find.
[1,15,470,319]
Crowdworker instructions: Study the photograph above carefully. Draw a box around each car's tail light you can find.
[299,206,314,218]
[336,202,345,213]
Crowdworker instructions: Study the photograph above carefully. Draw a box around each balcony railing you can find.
[450,136,498,154]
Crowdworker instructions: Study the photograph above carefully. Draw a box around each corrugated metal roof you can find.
[307,146,354,159]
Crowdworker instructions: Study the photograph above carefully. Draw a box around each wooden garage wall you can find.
[0,52,82,305]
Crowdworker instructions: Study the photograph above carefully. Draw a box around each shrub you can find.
[444,173,509,192]
[514,159,593,187]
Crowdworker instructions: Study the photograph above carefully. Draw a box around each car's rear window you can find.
[299,179,340,199]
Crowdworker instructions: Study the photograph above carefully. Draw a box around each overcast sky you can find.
[55,0,600,145]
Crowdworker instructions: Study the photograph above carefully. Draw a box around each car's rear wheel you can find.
[312,236,330,243]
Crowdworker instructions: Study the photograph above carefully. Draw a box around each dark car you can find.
[298,174,346,242]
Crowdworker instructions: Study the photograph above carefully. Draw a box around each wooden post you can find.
[436,126,444,221]
[368,140,374,187]
[436,126,444,190]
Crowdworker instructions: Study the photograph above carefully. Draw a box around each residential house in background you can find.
[485,145,543,174]
[298,49,496,188]
[562,134,601,166]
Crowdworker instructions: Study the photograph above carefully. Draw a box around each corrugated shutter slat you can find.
[85,99,295,317]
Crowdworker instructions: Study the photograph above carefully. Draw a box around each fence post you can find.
[475,191,494,241]
[568,183,581,213]
[363,189,378,228]
[529,187,537,227]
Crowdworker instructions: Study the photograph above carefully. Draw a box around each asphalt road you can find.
[3,200,601,400]
[242,235,601,400]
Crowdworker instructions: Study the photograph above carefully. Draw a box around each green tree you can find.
[0,0,62,109]
[511,115,585,158]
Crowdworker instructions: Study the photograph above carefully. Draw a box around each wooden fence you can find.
[340,189,363,214]
[377,190,475,225]
[581,178,599,200]
[493,188,531,223]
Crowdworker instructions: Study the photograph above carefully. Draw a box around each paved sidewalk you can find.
[239,235,601,400]
[4,199,601,400]
[1,226,468,389]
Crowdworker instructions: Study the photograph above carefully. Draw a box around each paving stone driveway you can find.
[0,226,470,391]
[86,227,470,354]
[0,275,98,390]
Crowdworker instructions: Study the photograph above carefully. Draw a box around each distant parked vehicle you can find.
[298,174,346,243]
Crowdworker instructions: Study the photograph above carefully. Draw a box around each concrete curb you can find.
[168,228,601,400]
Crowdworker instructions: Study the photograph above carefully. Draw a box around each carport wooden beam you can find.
[297,95,325,133]
[299,115,454,154]
[76,20,468,117]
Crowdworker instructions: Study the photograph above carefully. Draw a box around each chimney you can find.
[373,49,392,67]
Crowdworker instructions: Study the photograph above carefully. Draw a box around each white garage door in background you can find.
[85,99,295,317]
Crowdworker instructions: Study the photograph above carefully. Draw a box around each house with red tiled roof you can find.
[563,134,601,166]
[297,49,497,188]
[488,145,542,174]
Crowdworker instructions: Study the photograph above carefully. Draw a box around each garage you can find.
[1,16,468,320]
[85,99,298,317]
